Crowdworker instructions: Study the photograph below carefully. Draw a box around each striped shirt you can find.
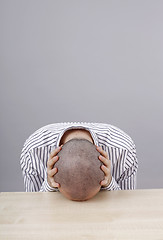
[20,122,138,192]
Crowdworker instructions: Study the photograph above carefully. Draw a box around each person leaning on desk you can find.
[20,122,138,201]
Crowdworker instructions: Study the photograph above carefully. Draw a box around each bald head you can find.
[54,139,104,201]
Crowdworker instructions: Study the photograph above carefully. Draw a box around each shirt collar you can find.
[56,125,98,147]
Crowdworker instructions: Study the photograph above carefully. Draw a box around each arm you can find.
[97,144,138,191]
[20,147,62,192]
[96,146,121,190]
[118,144,138,190]
[20,152,43,192]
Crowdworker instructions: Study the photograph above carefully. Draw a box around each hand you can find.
[96,146,112,187]
[47,146,62,188]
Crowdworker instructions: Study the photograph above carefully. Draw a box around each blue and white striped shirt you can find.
[20,122,138,192]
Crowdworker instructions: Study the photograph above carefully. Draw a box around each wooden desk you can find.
[0,189,163,239]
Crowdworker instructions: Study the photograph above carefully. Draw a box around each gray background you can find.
[0,0,163,191]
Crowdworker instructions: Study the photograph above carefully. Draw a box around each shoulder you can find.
[21,123,65,154]
[92,123,135,151]
[109,125,135,149]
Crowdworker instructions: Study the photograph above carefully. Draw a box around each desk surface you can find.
[0,189,163,240]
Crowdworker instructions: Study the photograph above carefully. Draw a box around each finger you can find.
[101,164,110,176]
[100,179,109,186]
[47,156,59,169]
[96,146,108,159]
[50,146,62,158]
[48,167,58,177]
[51,181,60,188]
[99,155,109,167]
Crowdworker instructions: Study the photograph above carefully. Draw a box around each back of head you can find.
[54,139,104,201]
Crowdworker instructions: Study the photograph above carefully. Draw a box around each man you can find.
[20,122,138,201]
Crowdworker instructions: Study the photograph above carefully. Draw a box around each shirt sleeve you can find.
[118,143,138,190]
[20,150,59,192]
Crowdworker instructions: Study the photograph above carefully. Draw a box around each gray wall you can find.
[0,0,163,191]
